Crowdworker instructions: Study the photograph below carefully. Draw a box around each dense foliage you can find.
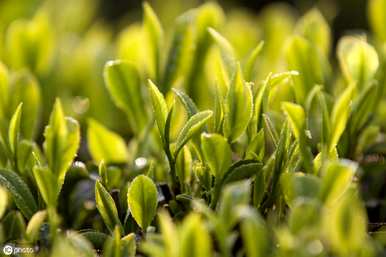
[0,0,386,256]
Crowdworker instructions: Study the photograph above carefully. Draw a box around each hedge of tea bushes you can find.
[0,0,386,256]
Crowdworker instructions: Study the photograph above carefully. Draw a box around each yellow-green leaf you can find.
[44,99,80,181]
[95,181,124,234]
[329,85,354,153]
[296,8,331,56]
[104,60,147,134]
[223,64,253,142]
[369,0,386,42]
[8,103,23,155]
[180,214,212,257]
[87,119,128,163]
[175,110,213,156]
[0,168,37,219]
[147,79,168,138]
[143,2,163,81]
[201,133,232,179]
[33,166,58,206]
[127,175,158,230]
[337,36,379,88]
[281,102,305,140]
[319,160,356,207]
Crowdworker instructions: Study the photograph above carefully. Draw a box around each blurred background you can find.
[0,0,372,141]
[0,0,369,43]
[0,0,373,140]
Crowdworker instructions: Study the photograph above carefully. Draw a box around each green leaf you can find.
[121,233,137,257]
[201,133,232,179]
[17,140,38,175]
[222,160,263,184]
[117,24,144,71]
[185,2,224,101]
[2,211,26,241]
[172,88,198,118]
[174,110,213,156]
[244,41,264,81]
[95,181,124,234]
[180,214,213,257]
[245,129,265,160]
[26,210,47,242]
[176,146,193,186]
[104,60,147,134]
[218,180,251,228]
[8,103,23,155]
[280,172,320,207]
[51,233,95,257]
[143,2,163,81]
[147,79,168,137]
[127,175,158,230]
[98,160,108,188]
[208,28,236,76]
[223,64,253,142]
[8,71,41,139]
[281,102,305,140]
[316,89,331,145]
[253,170,265,208]
[0,62,9,119]
[0,186,7,219]
[158,211,178,257]
[81,231,109,250]
[33,166,58,206]
[296,8,331,56]
[285,35,328,104]
[329,85,354,153]
[212,83,224,133]
[164,106,174,149]
[288,199,321,234]
[282,102,314,173]
[162,12,194,93]
[338,36,379,88]
[369,0,386,42]
[103,226,123,257]
[240,208,269,257]
[249,71,299,134]
[349,82,378,135]
[87,119,128,163]
[5,11,54,75]
[319,160,356,207]
[267,122,290,202]
[0,168,37,219]
[44,99,80,182]
[324,189,368,255]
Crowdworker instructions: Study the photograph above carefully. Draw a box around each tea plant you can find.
[0,0,385,256]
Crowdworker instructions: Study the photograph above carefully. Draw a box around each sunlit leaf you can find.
[104,60,147,134]
[95,181,124,234]
[147,79,168,138]
[338,36,379,88]
[44,99,80,182]
[319,160,357,206]
[0,169,37,219]
[87,119,128,163]
[174,110,212,156]
[201,133,232,179]
[143,2,163,81]
[223,64,253,142]
[127,175,158,230]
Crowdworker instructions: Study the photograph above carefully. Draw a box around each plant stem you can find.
[164,144,179,195]
[210,180,222,209]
